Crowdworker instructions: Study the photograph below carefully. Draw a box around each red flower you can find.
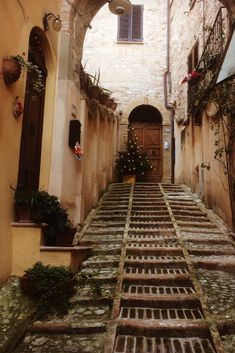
[181,70,204,85]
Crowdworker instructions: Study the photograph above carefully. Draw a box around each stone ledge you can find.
[40,246,93,252]
[11,222,47,228]
[28,322,106,334]
[117,319,210,336]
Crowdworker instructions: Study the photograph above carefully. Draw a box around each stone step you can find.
[126,246,183,256]
[114,332,216,353]
[122,284,195,296]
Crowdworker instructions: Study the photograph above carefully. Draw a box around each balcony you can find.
[188,7,228,125]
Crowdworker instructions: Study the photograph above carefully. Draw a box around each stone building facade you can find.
[83,0,172,183]
[169,0,235,229]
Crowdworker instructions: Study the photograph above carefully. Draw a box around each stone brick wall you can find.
[83,0,172,182]
[169,0,233,227]
[169,0,222,124]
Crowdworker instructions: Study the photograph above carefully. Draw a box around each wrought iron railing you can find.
[188,7,228,123]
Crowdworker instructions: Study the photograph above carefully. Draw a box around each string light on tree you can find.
[115,132,153,177]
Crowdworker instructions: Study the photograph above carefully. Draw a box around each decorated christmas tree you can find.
[115,132,153,176]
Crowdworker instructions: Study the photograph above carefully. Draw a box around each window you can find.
[118,5,143,42]
[187,41,199,110]
[188,41,199,73]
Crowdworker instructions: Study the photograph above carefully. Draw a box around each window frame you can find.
[117,5,144,43]
[189,0,197,10]
[188,41,199,73]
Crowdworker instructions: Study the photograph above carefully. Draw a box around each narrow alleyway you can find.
[12,183,235,353]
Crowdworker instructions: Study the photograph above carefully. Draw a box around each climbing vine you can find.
[200,77,235,227]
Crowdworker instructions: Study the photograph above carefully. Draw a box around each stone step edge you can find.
[192,259,235,271]
[188,249,235,256]
[124,259,187,267]
[121,293,199,305]
[116,319,210,337]
[123,274,190,282]
[28,322,107,334]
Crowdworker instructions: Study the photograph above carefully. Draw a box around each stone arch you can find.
[59,0,107,83]
[129,105,163,124]
[122,97,170,125]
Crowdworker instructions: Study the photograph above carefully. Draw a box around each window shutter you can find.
[132,5,143,41]
[188,53,193,74]
[193,42,199,67]
[117,5,143,42]
[118,15,129,41]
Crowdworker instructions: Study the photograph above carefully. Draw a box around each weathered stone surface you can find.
[2,183,235,353]
[0,277,36,353]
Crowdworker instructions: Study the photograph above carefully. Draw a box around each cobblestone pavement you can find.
[1,183,235,353]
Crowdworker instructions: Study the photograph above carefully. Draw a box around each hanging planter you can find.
[2,57,21,85]
[88,85,100,99]
[106,98,114,108]
[111,102,118,111]
[2,55,44,93]
[99,92,110,105]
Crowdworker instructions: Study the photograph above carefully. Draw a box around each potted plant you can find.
[115,133,153,183]
[87,70,101,99]
[32,191,76,246]
[98,88,111,105]
[10,184,32,222]
[2,55,44,93]
[111,101,118,111]
[20,261,77,317]
[2,57,21,84]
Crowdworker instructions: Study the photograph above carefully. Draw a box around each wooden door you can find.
[17,30,47,192]
[131,123,162,182]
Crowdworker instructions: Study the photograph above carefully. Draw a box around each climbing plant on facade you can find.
[199,77,235,228]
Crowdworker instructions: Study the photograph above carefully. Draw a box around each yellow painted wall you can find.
[0,0,61,282]
[0,0,122,284]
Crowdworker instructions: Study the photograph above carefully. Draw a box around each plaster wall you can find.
[50,0,118,225]
[0,0,61,282]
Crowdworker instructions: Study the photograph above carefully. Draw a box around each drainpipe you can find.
[164,0,175,183]
[202,0,205,48]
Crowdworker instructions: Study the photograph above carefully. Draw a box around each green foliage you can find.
[115,133,153,176]
[76,269,102,296]
[10,55,44,93]
[10,184,32,206]
[201,162,211,171]
[23,262,77,318]
[32,191,71,245]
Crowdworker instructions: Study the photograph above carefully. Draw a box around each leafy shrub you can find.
[22,262,77,318]
[32,191,71,245]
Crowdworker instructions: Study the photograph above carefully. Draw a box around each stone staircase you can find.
[11,183,235,353]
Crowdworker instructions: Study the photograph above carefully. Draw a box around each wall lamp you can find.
[43,13,62,32]
[108,0,132,15]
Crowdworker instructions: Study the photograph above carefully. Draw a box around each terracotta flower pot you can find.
[15,204,31,223]
[56,227,77,246]
[88,85,100,99]
[99,92,110,105]
[106,98,114,108]
[111,102,118,111]
[2,57,21,85]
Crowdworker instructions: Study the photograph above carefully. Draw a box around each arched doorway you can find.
[17,28,47,192]
[129,104,163,182]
